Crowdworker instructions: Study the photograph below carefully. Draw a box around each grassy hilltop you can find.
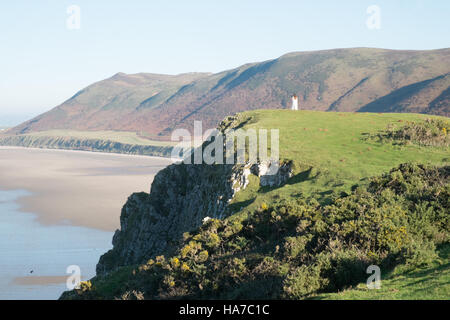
[61,110,449,300]
[226,110,449,210]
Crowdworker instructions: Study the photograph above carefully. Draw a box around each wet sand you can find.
[0,147,173,231]
[13,275,85,286]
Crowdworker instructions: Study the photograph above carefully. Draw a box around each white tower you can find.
[291,95,298,110]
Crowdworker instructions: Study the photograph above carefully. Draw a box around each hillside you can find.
[60,110,449,300]
[316,243,449,300]
[10,48,450,140]
[9,72,210,137]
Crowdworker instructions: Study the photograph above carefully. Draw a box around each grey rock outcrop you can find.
[96,158,294,275]
[97,162,240,274]
[251,161,294,187]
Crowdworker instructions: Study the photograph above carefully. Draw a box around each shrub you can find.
[283,236,308,259]
[65,163,449,300]
[323,249,371,291]
[372,118,450,147]
[402,238,438,268]
[283,264,325,299]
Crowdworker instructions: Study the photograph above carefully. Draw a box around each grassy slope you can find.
[229,110,449,214]
[315,244,449,300]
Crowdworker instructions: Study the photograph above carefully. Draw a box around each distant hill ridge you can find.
[10,48,450,139]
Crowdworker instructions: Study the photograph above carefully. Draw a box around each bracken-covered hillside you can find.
[10,48,450,139]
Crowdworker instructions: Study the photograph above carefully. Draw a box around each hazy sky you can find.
[0,0,449,123]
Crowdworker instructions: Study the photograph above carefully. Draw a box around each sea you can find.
[0,189,113,299]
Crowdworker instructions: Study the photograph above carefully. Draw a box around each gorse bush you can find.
[63,163,449,300]
[371,118,450,147]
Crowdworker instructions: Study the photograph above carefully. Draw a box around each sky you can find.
[0,0,449,125]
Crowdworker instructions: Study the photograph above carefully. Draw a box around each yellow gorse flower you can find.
[181,263,190,272]
[170,257,180,268]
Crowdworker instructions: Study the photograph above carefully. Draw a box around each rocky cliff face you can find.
[97,162,234,274]
[96,158,293,275]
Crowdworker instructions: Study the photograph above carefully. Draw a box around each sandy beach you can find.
[0,147,173,231]
[12,275,86,286]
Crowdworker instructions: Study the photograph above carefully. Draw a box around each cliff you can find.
[96,128,294,274]
[0,134,173,157]
[60,110,449,300]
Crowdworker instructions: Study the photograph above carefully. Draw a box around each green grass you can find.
[61,110,449,300]
[12,129,177,147]
[227,110,449,213]
[226,110,449,300]
[315,244,450,300]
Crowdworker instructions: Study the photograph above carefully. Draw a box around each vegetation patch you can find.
[61,163,449,300]
[368,118,450,147]
[58,110,450,300]
[316,243,449,300]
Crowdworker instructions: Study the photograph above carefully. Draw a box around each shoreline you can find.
[0,145,177,162]
[12,275,87,286]
[0,147,173,231]
[0,134,177,159]
[0,188,112,299]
